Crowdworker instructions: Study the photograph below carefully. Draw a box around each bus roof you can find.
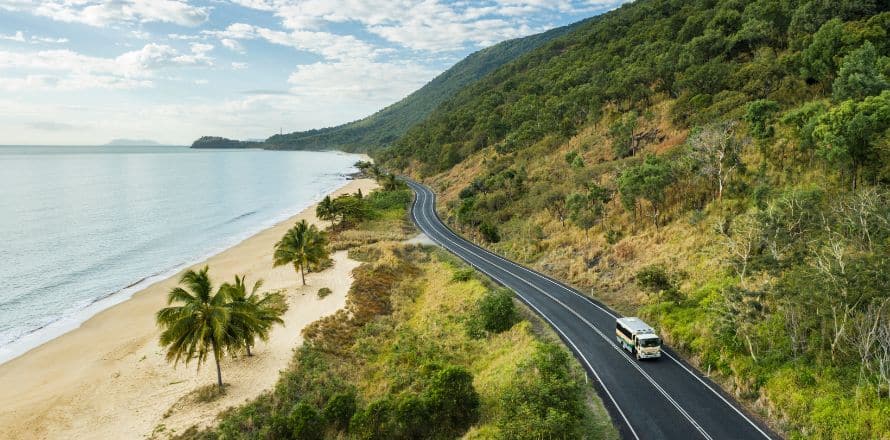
[616,317,657,335]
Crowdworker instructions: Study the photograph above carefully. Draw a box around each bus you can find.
[616,317,662,360]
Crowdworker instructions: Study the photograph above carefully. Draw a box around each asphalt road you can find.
[406,179,779,440]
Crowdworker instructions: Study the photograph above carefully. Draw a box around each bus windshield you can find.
[639,337,661,348]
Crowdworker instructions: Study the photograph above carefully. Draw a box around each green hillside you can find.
[379,0,890,438]
[262,22,584,152]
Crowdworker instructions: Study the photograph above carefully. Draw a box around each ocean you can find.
[0,145,362,364]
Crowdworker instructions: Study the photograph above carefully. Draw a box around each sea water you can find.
[0,145,362,364]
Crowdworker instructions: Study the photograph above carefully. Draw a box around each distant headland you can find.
[190,136,264,149]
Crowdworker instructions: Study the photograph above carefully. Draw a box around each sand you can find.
[0,177,379,440]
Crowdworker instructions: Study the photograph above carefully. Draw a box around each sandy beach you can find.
[0,177,378,440]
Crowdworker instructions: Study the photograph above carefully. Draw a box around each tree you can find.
[688,121,744,200]
[724,213,764,285]
[609,111,639,158]
[832,41,889,102]
[477,288,518,333]
[423,366,480,437]
[221,275,286,356]
[618,154,674,228]
[323,392,357,432]
[381,173,401,191]
[288,402,324,440]
[745,99,780,141]
[800,18,845,88]
[330,194,370,227]
[316,195,335,227]
[813,90,890,189]
[156,266,230,391]
[273,219,329,285]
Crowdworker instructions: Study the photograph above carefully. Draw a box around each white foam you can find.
[0,166,359,365]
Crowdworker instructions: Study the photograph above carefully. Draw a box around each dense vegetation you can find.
[261,23,583,153]
[191,136,263,149]
[175,181,616,439]
[377,0,890,438]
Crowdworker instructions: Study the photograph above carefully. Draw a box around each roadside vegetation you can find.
[172,172,617,440]
[379,1,890,438]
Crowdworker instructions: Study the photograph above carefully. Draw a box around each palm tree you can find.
[316,195,335,228]
[156,266,230,391]
[273,219,329,285]
[222,275,287,356]
[382,173,400,191]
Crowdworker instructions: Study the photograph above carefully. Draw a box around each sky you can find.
[0,0,630,145]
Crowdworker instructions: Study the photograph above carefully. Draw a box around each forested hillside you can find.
[379,0,890,438]
[262,22,582,152]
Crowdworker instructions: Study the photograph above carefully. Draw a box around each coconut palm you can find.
[316,195,335,228]
[382,173,400,191]
[222,275,287,356]
[273,219,329,285]
[156,266,230,391]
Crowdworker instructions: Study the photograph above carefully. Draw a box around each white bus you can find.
[616,317,661,360]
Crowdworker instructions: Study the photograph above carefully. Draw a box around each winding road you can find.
[406,179,779,440]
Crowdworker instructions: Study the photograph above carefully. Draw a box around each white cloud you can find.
[0,0,210,27]
[287,59,437,101]
[220,38,244,53]
[30,36,69,44]
[231,62,248,69]
[225,0,630,52]
[0,43,213,91]
[0,30,25,42]
[207,23,377,61]
[130,30,151,40]
[1,30,69,44]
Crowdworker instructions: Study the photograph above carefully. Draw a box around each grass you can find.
[316,287,332,299]
[172,186,618,439]
[192,384,227,404]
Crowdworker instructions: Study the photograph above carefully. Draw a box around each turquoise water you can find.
[0,146,361,363]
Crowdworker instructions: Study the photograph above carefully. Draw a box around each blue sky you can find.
[0,0,629,145]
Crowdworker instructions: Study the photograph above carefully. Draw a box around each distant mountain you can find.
[190,136,263,149]
[260,20,588,153]
[106,138,162,146]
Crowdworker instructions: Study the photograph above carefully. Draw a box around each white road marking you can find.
[409,182,773,440]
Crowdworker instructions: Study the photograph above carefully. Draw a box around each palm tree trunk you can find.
[301,265,306,285]
[212,340,223,391]
[246,344,252,357]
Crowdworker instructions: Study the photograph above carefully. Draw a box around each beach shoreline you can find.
[0,176,378,440]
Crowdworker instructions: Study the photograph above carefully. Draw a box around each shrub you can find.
[496,343,587,439]
[350,398,395,440]
[636,265,674,293]
[368,188,413,211]
[451,268,475,282]
[424,366,480,437]
[479,221,501,243]
[478,288,519,333]
[193,384,226,403]
[288,402,324,440]
[317,287,333,299]
[323,391,356,432]
[392,395,432,438]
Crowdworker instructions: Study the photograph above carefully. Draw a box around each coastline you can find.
[0,166,362,366]
[0,177,378,439]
